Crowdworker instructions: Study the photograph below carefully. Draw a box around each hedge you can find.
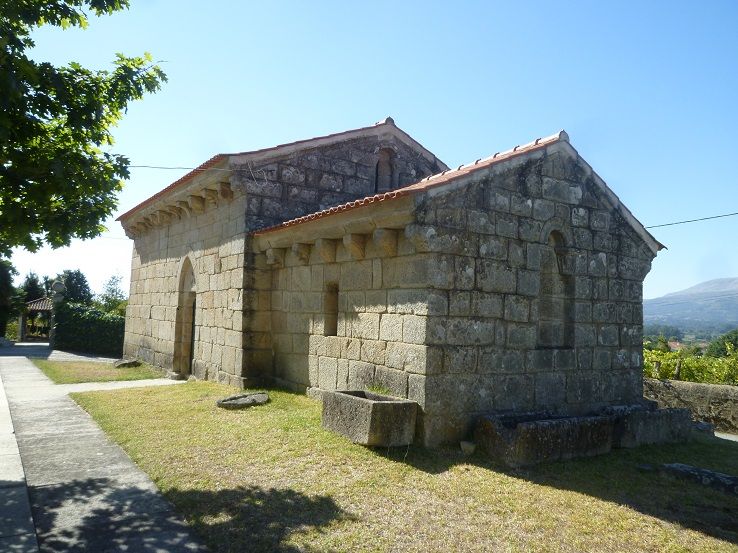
[54,302,124,357]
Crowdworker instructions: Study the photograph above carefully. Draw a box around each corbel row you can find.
[123,182,235,238]
[264,228,399,268]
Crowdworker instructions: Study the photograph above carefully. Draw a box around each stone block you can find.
[347,360,375,388]
[471,292,503,317]
[479,236,507,260]
[477,260,516,293]
[374,366,409,397]
[504,295,529,322]
[379,314,403,342]
[535,372,567,407]
[322,391,418,447]
[402,315,427,344]
[479,348,524,374]
[446,317,496,346]
[386,342,431,374]
[443,346,478,373]
[611,406,692,448]
[360,340,386,365]
[318,357,338,391]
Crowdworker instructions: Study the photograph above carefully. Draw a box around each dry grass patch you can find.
[72,382,738,553]
[33,359,163,384]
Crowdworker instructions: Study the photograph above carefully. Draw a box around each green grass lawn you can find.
[71,382,738,553]
[33,359,163,384]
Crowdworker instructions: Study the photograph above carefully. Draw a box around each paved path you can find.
[0,344,206,552]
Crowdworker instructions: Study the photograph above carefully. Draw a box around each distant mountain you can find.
[644,277,738,330]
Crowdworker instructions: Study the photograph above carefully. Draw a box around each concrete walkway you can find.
[0,344,206,552]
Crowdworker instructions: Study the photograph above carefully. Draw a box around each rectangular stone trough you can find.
[475,412,614,467]
[322,391,418,447]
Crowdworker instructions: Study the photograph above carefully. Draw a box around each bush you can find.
[643,348,738,386]
[54,302,124,356]
[4,320,18,341]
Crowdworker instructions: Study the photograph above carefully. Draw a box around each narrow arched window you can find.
[374,148,395,193]
[537,231,574,349]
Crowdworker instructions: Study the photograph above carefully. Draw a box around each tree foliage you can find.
[706,329,738,358]
[95,274,127,315]
[58,269,93,304]
[19,272,45,302]
[0,260,17,336]
[0,1,166,255]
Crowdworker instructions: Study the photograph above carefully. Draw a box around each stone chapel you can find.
[118,118,663,446]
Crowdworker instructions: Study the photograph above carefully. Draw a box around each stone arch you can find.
[374,148,397,193]
[173,256,198,377]
[537,229,575,349]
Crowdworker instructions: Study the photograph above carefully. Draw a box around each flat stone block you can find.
[611,406,692,448]
[322,390,417,447]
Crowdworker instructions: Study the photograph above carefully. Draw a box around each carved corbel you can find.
[343,234,366,260]
[177,200,193,216]
[266,248,286,267]
[219,182,234,201]
[203,188,219,205]
[372,228,398,256]
[291,243,311,264]
[189,195,206,214]
[314,238,337,263]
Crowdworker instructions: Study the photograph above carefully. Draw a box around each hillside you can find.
[644,277,738,332]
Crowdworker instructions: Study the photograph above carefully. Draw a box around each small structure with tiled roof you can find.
[120,119,668,447]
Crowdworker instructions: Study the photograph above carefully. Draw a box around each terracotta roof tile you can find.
[253,131,567,235]
[117,154,227,221]
[26,297,53,311]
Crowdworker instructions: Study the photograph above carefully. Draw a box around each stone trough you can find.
[322,390,418,447]
[475,403,692,467]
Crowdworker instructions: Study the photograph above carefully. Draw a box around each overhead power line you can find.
[645,211,738,229]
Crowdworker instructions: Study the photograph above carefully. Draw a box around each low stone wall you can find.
[644,378,738,433]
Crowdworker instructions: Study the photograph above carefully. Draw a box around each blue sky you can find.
[10,0,738,299]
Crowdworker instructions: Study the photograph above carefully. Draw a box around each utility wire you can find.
[645,211,738,229]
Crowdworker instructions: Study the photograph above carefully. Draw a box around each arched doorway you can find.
[173,257,197,377]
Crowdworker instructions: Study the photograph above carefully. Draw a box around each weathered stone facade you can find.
[119,120,663,447]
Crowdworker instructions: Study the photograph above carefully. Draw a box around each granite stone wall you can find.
[123,189,248,386]
[264,231,439,423]
[408,147,655,442]
[644,378,738,433]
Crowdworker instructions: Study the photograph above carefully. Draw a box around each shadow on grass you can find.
[375,435,738,545]
[29,477,348,553]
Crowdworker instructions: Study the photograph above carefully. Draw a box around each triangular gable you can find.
[117,118,446,222]
[253,130,664,256]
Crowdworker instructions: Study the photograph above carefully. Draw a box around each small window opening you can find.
[324,283,339,336]
[537,231,574,349]
[374,148,396,193]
